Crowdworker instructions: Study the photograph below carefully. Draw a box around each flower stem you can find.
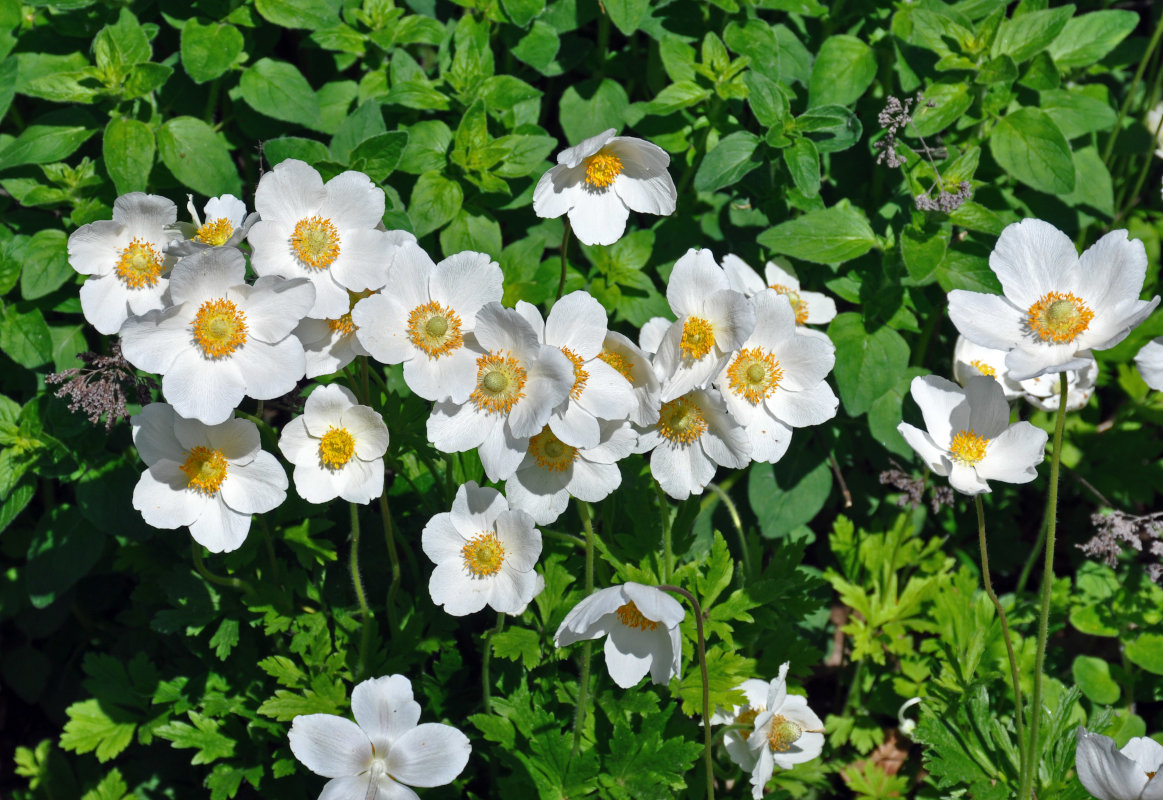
[1102,11,1163,166]
[482,613,505,713]
[190,542,256,596]
[556,219,572,301]
[570,502,597,763]
[1019,372,1070,800]
[659,583,714,800]
[975,494,1026,787]
[654,480,674,582]
[349,502,373,680]
[378,492,401,635]
[706,482,749,577]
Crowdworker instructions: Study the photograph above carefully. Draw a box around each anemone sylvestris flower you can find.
[897,375,1047,495]
[289,674,471,800]
[131,403,287,553]
[1075,727,1163,800]
[953,335,1097,412]
[722,254,837,327]
[533,128,676,246]
[1135,337,1163,392]
[743,663,825,799]
[168,194,257,257]
[948,219,1159,381]
[554,582,684,689]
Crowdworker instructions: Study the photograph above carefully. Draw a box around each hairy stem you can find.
[379,492,401,635]
[482,613,505,713]
[659,584,714,800]
[654,480,674,582]
[556,219,572,301]
[570,502,597,762]
[190,542,256,596]
[706,482,749,577]
[349,502,373,680]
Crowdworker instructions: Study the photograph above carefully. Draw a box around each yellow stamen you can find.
[180,446,228,495]
[470,351,527,414]
[560,346,589,400]
[767,714,803,752]
[680,316,716,360]
[969,359,997,378]
[599,348,634,383]
[727,348,783,404]
[770,284,809,325]
[583,148,623,189]
[191,298,248,358]
[115,237,165,289]
[461,531,505,577]
[658,395,707,444]
[950,429,989,465]
[529,426,578,472]
[735,706,764,741]
[291,215,341,269]
[407,300,464,358]
[194,217,235,246]
[615,601,658,631]
[1026,291,1093,343]
[328,290,374,337]
[318,426,355,469]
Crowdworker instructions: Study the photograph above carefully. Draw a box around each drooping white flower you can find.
[709,678,771,774]
[952,335,1022,400]
[533,128,677,246]
[426,302,573,482]
[1075,727,1163,800]
[515,292,638,448]
[744,663,825,800]
[421,482,543,616]
[554,582,684,689]
[288,674,471,800]
[353,244,503,403]
[722,254,837,327]
[1135,337,1163,391]
[278,384,389,505]
[948,219,1160,381]
[897,375,1048,495]
[120,247,314,425]
[130,403,287,553]
[653,249,755,402]
[68,192,183,335]
[600,330,661,426]
[247,159,394,318]
[505,420,636,525]
[168,194,258,257]
[294,290,375,379]
[715,291,838,463]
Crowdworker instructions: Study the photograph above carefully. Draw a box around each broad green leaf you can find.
[254,0,336,28]
[490,133,555,178]
[794,105,862,153]
[0,305,52,368]
[264,137,329,167]
[1060,146,1113,217]
[911,82,972,138]
[408,172,462,238]
[758,205,878,265]
[869,368,928,459]
[349,131,407,183]
[605,0,649,36]
[384,81,450,111]
[0,109,97,171]
[121,63,173,100]
[749,452,832,538]
[900,227,947,284]
[180,19,244,84]
[480,75,542,122]
[992,5,1073,63]
[18,230,70,300]
[502,0,545,27]
[559,78,628,144]
[1125,633,1163,676]
[989,107,1074,195]
[782,137,819,197]
[315,80,358,135]
[694,131,761,194]
[0,59,16,122]
[1040,89,1117,139]
[644,81,710,116]
[809,35,876,107]
[239,59,322,130]
[397,121,452,175]
[448,15,494,96]
[1048,10,1136,69]
[512,21,560,74]
[744,71,790,130]
[103,118,154,195]
[440,210,502,260]
[156,117,241,197]
[60,700,135,762]
[1071,655,1120,705]
[93,9,150,76]
[0,480,34,535]
[936,243,1003,293]
[329,100,385,163]
[723,20,780,82]
[828,312,911,416]
[26,505,105,608]
[0,240,19,295]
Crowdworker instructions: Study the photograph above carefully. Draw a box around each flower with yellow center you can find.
[422,482,543,616]
[658,395,708,444]
[601,330,662,427]
[555,582,685,689]
[534,128,677,246]
[131,403,287,553]
[949,218,1159,381]
[353,245,501,404]
[120,247,315,426]
[290,215,341,269]
[294,289,375,379]
[726,348,783,404]
[743,663,825,799]
[1075,726,1163,800]
[952,335,1022,400]
[69,192,182,335]
[278,384,389,505]
[970,360,996,377]
[897,375,1047,496]
[169,194,257,258]
[709,679,774,772]
[195,217,235,246]
[722,254,837,327]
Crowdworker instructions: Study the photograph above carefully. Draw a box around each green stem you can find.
[1019,372,1069,800]
[543,528,586,548]
[379,493,401,635]
[556,219,572,301]
[659,584,714,800]
[359,356,372,406]
[706,482,749,577]
[349,503,373,680]
[190,542,257,595]
[1102,12,1163,166]
[654,480,674,582]
[975,495,1026,788]
[482,613,505,712]
[570,503,597,763]
[1016,500,1049,596]
[1117,101,1163,221]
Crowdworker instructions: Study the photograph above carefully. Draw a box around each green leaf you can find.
[329,100,385,163]
[157,117,242,198]
[80,768,129,800]
[121,63,173,100]
[239,59,322,130]
[808,35,876,107]
[502,0,545,27]
[0,305,53,368]
[491,627,542,669]
[1071,655,1120,704]
[744,71,790,130]
[724,20,780,82]
[911,82,972,138]
[749,450,832,538]
[794,105,863,153]
[258,655,307,688]
[1047,10,1136,69]
[18,230,70,300]
[644,81,710,115]
[900,227,947,284]
[758,205,878,265]
[0,109,97,171]
[1060,146,1113,217]
[782,137,819,197]
[257,688,343,721]
[254,0,337,28]
[180,19,244,84]
[1040,89,1117,139]
[828,312,911,416]
[694,131,761,194]
[103,118,154,195]
[384,81,450,111]
[1125,633,1163,676]
[440,210,502,260]
[397,121,452,175]
[154,713,236,765]
[605,0,649,36]
[264,137,329,167]
[209,618,239,660]
[992,5,1073,63]
[350,131,407,183]
[869,368,928,459]
[26,505,105,609]
[60,699,135,762]
[0,480,34,535]
[93,9,150,75]
[989,107,1074,195]
[559,78,628,144]
[408,171,463,238]
[448,14,494,96]
[512,21,560,74]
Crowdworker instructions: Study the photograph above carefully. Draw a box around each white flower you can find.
[278,384,389,505]
[744,663,825,800]
[533,128,676,246]
[554,582,684,689]
[120,247,314,425]
[897,375,1048,495]
[601,330,661,426]
[1075,727,1163,800]
[68,192,182,335]
[722,254,837,326]
[948,219,1160,381]
[654,249,756,402]
[295,290,374,379]
[168,194,258,257]
[353,244,503,403]
[715,291,838,463]
[639,316,671,355]
[709,678,771,773]
[1135,337,1163,392]
[952,335,1022,400]
[426,302,573,482]
[130,403,287,553]
[637,386,751,500]
[421,482,543,616]
[247,159,394,318]
[1147,102,1163,160]
[288,674,471,800]
[515,292,638,448]
[505,420,636,525]
[1019,356,1097,412]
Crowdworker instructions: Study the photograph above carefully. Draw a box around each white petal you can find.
[566,187,630,247]
[188,497,252,553]
[908,375,967,450]
[666,249,728,315]
[386,723,471,788]
[554,586,623,646]
[79,276,134,335]
[477,420,527,482]
[320,170,385,230]
[565,458,621,503]
[495,509,541,572]
[403,347,478,404]
[1136,338,1163,391]
[162,351,247,426]
[220,452,287,515]
[947,290,1025,351]
[131,404,184,465]
[345,406,390,459]
[1076,728,1149,800]
[428,559,489,616]
[449,481,508,537]
[432,251,504,320]
[721,254,766,296]
[351,675,421,754]
[1073,230,1149,321]
[288,714,372,778]
[622,582,684,627]
[768,382,838,428]
[897,423,950,475]
[254,160,326,222]
[603,624,655,688]
[133,466,202,529]
[989,218,1079,308]
[974,422,1046,485]
[545,291,607,358]
[421,512,465,565]
[533,165,582,219]
[557,128,616,168]
[948,462,990,495]
[963,375,1011,439]
[427,402,487,453]
[610,137,677,216]
[330,228,393,292]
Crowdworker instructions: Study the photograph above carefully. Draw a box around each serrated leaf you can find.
[491,627,542,669]
[60,700,136,762]
[257,689,343,721]
[154,713,235,765]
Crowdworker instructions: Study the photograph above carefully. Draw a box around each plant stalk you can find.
[570,502,597,763]
[349,502,373,680]
[660,584,714,800]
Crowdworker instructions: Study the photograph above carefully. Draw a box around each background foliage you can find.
[1,0,1162,797]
